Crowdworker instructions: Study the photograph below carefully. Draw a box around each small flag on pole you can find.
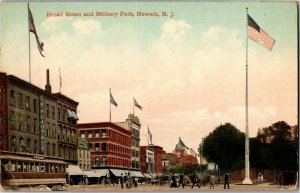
[110,91,118,107]
[133,98,142,110]
[148,126,152,144]
[28,7,45,57]
[247,14,275,51]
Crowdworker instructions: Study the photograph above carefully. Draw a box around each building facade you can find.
[0,70,79,186]
[140,145,165,175]
[77,138,91,171]
[116,114,141,171]
[77,122,132,170]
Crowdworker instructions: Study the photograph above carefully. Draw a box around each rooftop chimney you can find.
[45,69,52,93]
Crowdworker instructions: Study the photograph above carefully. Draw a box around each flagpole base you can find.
[242,177,253,184]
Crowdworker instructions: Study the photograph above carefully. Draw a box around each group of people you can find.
[119,173,138,189]
[169,171,230,189]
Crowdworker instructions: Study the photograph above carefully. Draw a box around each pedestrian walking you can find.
[209,174,215,189]
[191,173,201,188]
[120,173,124,189]
[170,174,177,188]
[224,171,230,189]
[177,173,185,188]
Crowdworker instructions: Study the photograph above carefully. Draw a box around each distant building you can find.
[174,137,197,166]
[161,153,180,173]
[115,113,141,171]
[77,138,91,171]
[140,145,165,177]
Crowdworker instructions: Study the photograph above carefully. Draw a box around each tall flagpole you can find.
[133,98,135,115]
[109,88,111,122]
[242,7,252,185]
[28,3,31,83]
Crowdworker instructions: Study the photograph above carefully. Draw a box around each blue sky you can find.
[1,2,297,152]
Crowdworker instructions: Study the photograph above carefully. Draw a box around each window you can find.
[25,96,30,111]
[102,129,107,137]
[95,157,100,166]
[46,143,50,156]
[0,114,1,129]
[58,126,62,140]
[62,108,66,121]
[11,136,16,152]
[26,116,31,132]
[67,128,71,142]
[10,90,16,106]
[27,139,31,153]
[58,107,61,120]
[52,124,56,137]
[80,131,86,138]
[19,137,25,152]
[46,122,50,137]
[33,99,37,113]
[46,104,49,118]
[53,143,56,157]
[34,140,38,154]
[33,118,38,134]
[102,143,107,152]
[102,156,107,166]
[10,111,15,130]
[95,143,100,151]
[18,93,23,108]
[88,131,92,138]
[51,106,55,119]
[95,130,100,137]
[19,113,24,131]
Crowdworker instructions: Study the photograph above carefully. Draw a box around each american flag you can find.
[248,14,275,51]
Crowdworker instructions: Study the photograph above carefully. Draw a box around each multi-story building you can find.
[140,145,165,177]
[0,69,79,186]
[77,138,91,171]
[116,114,141,171]
[77,122,133,182]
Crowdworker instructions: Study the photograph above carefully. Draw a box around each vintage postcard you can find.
[0,1,298,191]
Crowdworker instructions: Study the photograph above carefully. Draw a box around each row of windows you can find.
[90,142,131,155]
[79,163,90,170]
[80,129,131,144]
[78,149,90,159]
[92,156,131,168]
[10,90,77,124]
[4,160,66,173]
[10,111,77,143]
[80,129,107,138]
[10,135,77,160]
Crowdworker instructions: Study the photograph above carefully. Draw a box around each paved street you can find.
[67,183,296,191]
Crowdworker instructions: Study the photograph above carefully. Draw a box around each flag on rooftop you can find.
[247,14,275,51]
[28,6,45,57]
[110,91,118,107]
[133,98,142,110]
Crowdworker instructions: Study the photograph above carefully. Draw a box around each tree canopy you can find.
[202,123,245,173]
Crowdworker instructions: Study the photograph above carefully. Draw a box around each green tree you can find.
[251,121,298,171]
[202,123,245,173]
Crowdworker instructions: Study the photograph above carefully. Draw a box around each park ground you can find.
[67,183,298,191]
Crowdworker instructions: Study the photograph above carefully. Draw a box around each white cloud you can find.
[160,19,192,42]
[72,19,101,35]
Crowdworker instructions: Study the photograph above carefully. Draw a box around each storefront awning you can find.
[149,173,157,178]
[93,169,109,177]
[67,165,84,176]
[143,173,152,179]
[130,171,144,178]
[84,170,99,178]
[110,169,127,177]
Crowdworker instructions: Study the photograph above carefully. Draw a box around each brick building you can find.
[0,69,79,186]
[140,145,165,176]
[173,137,197,166]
